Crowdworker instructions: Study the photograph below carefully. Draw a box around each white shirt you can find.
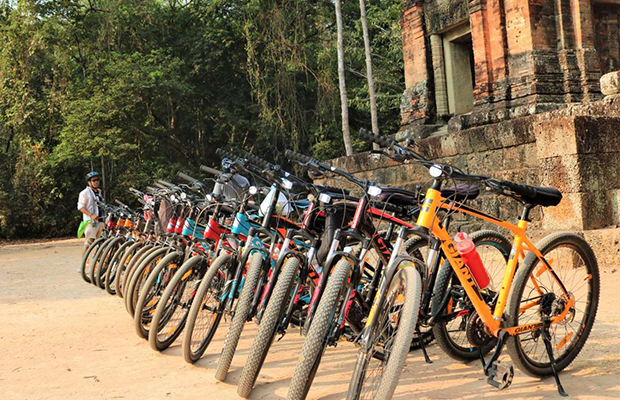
[77,187,103,221]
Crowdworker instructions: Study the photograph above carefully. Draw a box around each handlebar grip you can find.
[137,197,148,207]
[359,128,394,148]
[200,165,222,176]
[216,148,237,161]
[244,151,271,169]
[177,171,197,184]
[285,149,313,164]
[146,186,158,193]
[157,179,174,188]
[371,200,404,215]
[114,199,128,208]
[154,182,167,189]
[128,187,143,196]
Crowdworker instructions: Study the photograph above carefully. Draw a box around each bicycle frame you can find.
[416,187,574,337]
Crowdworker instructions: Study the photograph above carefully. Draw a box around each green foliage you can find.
[0,0,404,239]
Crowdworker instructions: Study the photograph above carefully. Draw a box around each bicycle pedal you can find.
[486,361,514,390]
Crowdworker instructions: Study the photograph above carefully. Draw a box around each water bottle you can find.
[454,232,490,289]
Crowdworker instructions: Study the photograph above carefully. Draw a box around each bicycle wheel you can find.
[431,230,511,361]
[288,258,351,400]
[134,251,183,339]
[215,251,265,381]
[91,237,114,286]
[88,237,111,285]
[115,241,143,298]
[149,255,207,352]
[403,236,433,350]
[125,247,167,317]
[506,232,599,376]
[237,256,301,397]
[122,244,157,298]
[104,240,133,295]
[80,237,105,284]
[347,266,422,400]
[182,253,232,364]
[96,237,123,288]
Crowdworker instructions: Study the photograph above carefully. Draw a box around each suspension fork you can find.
[249,229,280,318]
[358,227,412,350]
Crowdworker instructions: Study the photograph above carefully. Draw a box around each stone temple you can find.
[399,0,620,135]
[322,0,620,265]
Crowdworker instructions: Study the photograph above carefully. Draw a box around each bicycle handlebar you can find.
[285,149,367,189]
[177,171,198,184]
[200,165,222,176]
[244,151,272,170]
[359,128,395,149]
[157,179,174,188]
[114,199,128,208]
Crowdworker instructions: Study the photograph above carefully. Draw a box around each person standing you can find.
[77,171,104,258]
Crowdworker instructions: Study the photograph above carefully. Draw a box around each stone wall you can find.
[319,95,620,267]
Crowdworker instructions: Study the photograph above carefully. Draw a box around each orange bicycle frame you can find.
[416,188,574,337]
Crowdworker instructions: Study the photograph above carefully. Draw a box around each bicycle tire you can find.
[124,247,167,317]
[89,237,112,285]
[288,258,351,400]
[237,257,301,397]
[80,237,105,284]
[506,232,599,376]
[149,255,206,351]
[104,240,134,295]
[215,251,265,381]
[347,266,422,400]
[95,237,123,288]
[431,230,511,361]
[134,251,183,339]
[115,241,144,298]
[182,253,232,364]
[403,236,434,350]
[122,245,158,298]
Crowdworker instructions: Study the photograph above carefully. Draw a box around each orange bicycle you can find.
[360,128,599,397]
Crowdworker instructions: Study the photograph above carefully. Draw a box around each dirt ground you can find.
[1,239,619,400]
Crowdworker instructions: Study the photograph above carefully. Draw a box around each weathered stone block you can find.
[543,191,610,230]
[600,70,620,96]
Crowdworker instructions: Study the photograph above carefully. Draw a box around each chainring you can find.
[466,309,495,347]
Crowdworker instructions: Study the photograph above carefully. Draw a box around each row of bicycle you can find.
[80,129,598,399]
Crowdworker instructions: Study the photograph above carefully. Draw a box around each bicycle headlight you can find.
[318,193,332,204]
[367,186,382,197]
[429,164,443,178]
[281,178,294,190]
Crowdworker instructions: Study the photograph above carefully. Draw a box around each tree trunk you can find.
[100,156,106,200]
[359,0,380,150]
[334,0,353,156]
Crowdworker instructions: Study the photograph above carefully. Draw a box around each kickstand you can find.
[416,327,432,364]
[542,321,569,397]
[477,346,486,369]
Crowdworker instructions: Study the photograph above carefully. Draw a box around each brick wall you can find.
[594,3,620,74]
[400,0,613,133]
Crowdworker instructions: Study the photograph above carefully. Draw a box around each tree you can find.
[334,0,353,156]
[359,0,379,150]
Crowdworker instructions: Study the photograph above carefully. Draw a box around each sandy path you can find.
[0,239,619,400]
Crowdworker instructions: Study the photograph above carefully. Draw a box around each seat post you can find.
[519,204,533,222]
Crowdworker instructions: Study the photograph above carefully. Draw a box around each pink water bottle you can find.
[454,232,490,289]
